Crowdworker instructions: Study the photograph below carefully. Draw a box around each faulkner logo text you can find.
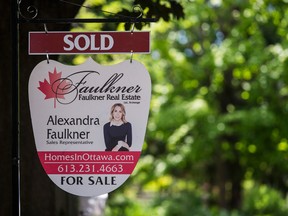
[52,71,142,104]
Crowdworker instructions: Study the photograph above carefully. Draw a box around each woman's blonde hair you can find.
[109,103,127,123]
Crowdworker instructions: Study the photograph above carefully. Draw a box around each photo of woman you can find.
[103,103,132,151]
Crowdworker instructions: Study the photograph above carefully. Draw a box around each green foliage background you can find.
[65,0,288,215]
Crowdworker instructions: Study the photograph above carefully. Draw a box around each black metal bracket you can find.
[18,0,158,24]
[18,17,158,24]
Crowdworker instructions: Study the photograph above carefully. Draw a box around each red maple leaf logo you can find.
[38,68,70,108]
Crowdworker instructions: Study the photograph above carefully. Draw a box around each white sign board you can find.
[28,58,151,196]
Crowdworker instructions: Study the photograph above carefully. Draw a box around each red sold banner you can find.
[29,31,150,54]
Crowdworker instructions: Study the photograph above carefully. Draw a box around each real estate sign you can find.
[28,58,151,196]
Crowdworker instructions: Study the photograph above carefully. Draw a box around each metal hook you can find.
[44,24,49,64]
[130,5,143,34]
[46,53,50,64]
[18,0,38,20]
[44,23,48,34]
[130,50,133,63]
[133,5,143,19]
[131,23,135,34]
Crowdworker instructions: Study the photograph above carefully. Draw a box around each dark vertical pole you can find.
[11,0,20,216]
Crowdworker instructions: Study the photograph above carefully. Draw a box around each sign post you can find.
[11,1,20,216]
